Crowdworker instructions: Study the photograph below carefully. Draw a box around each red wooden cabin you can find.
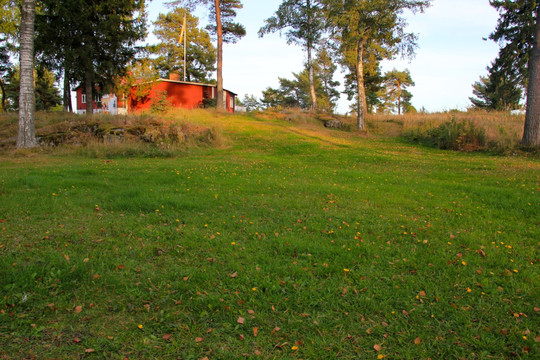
[129,74,237,113]
[74,74,237,114]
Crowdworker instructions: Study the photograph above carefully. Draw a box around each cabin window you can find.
[230,96,234,109]
[82,94,86,104]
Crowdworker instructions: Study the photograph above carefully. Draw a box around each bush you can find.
[407,118,487,151]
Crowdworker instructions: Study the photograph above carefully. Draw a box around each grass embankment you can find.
[0,110,538,359]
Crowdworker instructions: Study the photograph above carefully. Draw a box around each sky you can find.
[145,0,501,114]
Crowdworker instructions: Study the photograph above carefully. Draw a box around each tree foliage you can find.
[151,7,216,82]
[168,0,245,111]
[36,0,147,114]
[259,0,325,111]
[489,0,538,85]
[488,0,540,146]
[469,73,522,111]
[324,0,430,129]
[381,68,415,114]
[4,65,62,111]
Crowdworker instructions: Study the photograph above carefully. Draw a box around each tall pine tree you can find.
[151,7,216,82]
[489,0,540,146]
[168,0,245,111]
[324,0,430,130]
[259,0,325,112]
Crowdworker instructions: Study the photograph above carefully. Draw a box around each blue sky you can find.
[146,0,501,113]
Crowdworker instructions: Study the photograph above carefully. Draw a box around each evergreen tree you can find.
[241,94,261,111]
[36,0,147,115]
[168,0,245,111]
[4,65,62,111]
[259,0,324,112]
[489,0,540,146]
[382,68,415,115]
[323,0,431,130]
[313,46,340,112]
[469,72,522,111]
[0,45,9,111]
[151,7,216,82]
[0,0,19,111]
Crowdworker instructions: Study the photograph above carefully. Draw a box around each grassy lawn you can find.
[0,112,538,359]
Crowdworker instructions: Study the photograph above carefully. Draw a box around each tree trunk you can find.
[306,0,317,112]
[307,41,317,112]
[214,0,224,111]
[397,88,402,115]
[523,5,540,147]
[0,77,6,111]
[63,66,72,112]
[17,0,37,149]
[85,70,94,115]
[356,39,366,131]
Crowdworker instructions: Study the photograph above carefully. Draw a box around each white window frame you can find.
[82,94,86,104]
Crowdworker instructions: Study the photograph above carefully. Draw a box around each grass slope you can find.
[0,111,539,359]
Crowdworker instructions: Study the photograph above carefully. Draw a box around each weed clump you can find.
[406,118,487,151]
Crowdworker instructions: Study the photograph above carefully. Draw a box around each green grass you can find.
[0,111,539,359]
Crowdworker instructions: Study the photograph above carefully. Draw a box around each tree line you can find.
[1,0,539,148]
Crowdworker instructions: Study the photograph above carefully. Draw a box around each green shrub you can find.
[406,118,487,151]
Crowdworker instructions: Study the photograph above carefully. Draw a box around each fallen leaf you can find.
[229,272,238,278]
[237,317,245,324]
[248,309,255,315]
[239,334,245,340]
[414,337,422,345]
[419,291,426,297]
[63,254,70,262]
[374,344,382,352]
[74,305,82,314]
[195,337,203,343]
[254,349,262,356]
[183,276,189,281]
[476,249,486,257]
[162,333,172,341]
[253,327,258,337]
[93,273,101,280]
[272,327,281,334]
[73,337,81,343]
[84,349,95,353]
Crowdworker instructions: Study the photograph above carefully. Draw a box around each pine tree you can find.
[313,46,340,113]
[489,0,540,146]
[259,0,324,112]
[151,7,216,82]
[324,0,430,130]
[383,68,415,115]
[168,0,245,111]
[469,72,522,111]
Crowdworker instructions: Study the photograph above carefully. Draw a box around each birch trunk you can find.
[215,0,224,111]
[355,39,366,131]
[17,0,37,148]
[523,5,540,147]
